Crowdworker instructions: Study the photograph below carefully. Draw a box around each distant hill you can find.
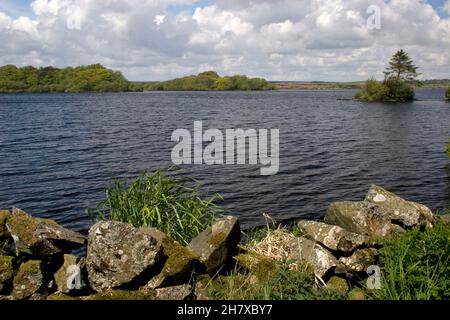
[145,71,274,91]
[0,64,142,93]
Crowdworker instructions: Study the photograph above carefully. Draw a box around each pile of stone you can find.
[239,185,446,298]
[0,207,241,300]
[0,185,448,300]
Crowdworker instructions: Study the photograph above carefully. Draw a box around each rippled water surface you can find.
[1,89,449,231]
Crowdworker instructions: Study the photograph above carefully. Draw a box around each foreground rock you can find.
[12,260,44,300]
[0,211,13,255]
[297,220,368,252]
[366,185,436,228]
[188,216,241,274]
[87,221,164,292]
[325,201,404,239]
[155,284,193,300]
[289,237,338,278]
[6,208,86,257]
[0,256,14,293]
[54,254,85,293]
[249,229,336,278]
[145,229,201,289]
[339,248,378,272]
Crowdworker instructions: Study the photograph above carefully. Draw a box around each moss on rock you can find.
[0,255,14,293]
[12,260,44,300]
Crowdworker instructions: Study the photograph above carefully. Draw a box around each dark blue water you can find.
[1,89,449,231]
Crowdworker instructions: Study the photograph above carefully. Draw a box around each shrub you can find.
[369,224,450,300]
[385,79,415,102]
[354,78,390,102]
[92,170,222,245]
[446,87,450,101]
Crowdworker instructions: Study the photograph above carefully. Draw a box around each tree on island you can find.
[446,87,450,101]
[384,49,420,82]
[355,50,419,102]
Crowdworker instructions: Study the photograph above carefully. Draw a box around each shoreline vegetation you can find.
[1,170,449,301]
[1,63,449,93]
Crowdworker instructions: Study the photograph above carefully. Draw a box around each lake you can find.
[0,89,449,231]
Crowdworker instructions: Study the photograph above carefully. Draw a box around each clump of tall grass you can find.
[368,223,450,300]
[92,170,222,245]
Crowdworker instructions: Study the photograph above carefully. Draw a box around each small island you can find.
[145,71,274,91]
[355,50,418,103]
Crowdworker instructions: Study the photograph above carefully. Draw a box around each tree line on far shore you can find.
[0,65,273,93]
[0,64,143,93]
[355,49,450,102]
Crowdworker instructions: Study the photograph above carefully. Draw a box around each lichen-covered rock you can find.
[288,237,338,278]
[0,256,14,293]
[0,210,13,255]
[146,230,201,289]
[54,254,85,293]
[155,284,193,300]
[86,221,163,292]
[326,276,348,295]
[325,201,405,239]
[339,248,378,272]
[348,287,365,300]
[188,216,241,274]
[86,289,156,300]
[6,208,86,257]
[366,185,437,228]
[234,252,279,279]
[297,220,369,253]
[12,260,44,300]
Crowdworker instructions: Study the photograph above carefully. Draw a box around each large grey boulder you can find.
[12,260,44,300]
[188,216,241,274]
[6,208,86,257]
[86,221,163,292]
[339,248,378,272]
[0,256,14,293]
[289,237,338,278]
[366,185,436,228]
[325,201,404,239]
[297,220,369,253]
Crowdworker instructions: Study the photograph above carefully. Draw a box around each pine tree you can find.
[384,50,420,82]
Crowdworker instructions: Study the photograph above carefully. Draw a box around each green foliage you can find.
[384,49,420,82]
[148,71,274,91]
[92,170,222,245]
[354,78,390,102]
[355,78,415,102]
[355,50,418,102]
[205,262,345,300]
[369,224,450,300]
[0,64,140,93]
[446,87,450,100]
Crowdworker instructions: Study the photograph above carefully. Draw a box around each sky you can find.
[0,0,449,81]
